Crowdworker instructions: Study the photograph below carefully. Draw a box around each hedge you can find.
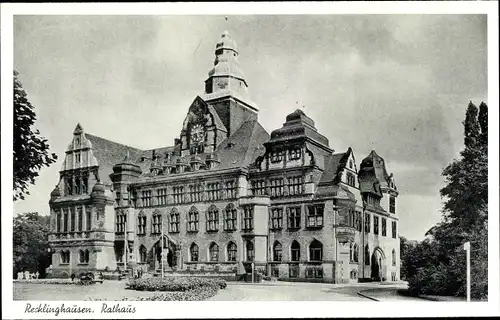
[126,277,227,292]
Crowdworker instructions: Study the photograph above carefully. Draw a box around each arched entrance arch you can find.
[370,247,386,282]
[150,236,178,271]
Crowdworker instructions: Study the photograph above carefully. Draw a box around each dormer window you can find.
[270,151,284,163]
[346,172,356,187]
[289,148,301,161]
[75,137,80,147]
[349,159,353,169]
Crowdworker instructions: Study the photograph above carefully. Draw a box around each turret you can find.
[109,152,142,208]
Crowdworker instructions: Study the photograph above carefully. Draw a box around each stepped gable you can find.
[268,109,330,147]
[214,120,269,170]
[85,134,143,184]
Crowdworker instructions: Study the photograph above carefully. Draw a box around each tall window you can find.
[349,159,353,169]
[224,204,237,231]
[365,213,371,233]
[85,207,91,231]
[288,148,301,161]
[56,210,62,233]
[353,244,359,262]
[82,173,89,194]
[269,178,284,197]
[356,211,362,231]
[60,250,70,264]
[63,209,68,232]
[374,215,379,235]
[273,241,282,262]
[173,186,185,204]
[251,180,266,196]
[242,206,254,231]
[288,176,303,196]
[246,241,254,261]
[392,249,397,266]
[137,212,147,235]
[190,243,199,262]
[116,211,126,233]
[139,245,147,263]
[152,211,162,234]
[206,182,220,201]
[306,204,324,228]
[209,242,219,262]
[350,242,354,262]
[227,242,237,262]
[157,188,168,206]
[382,217,387,236]
[392,221,397,239]
[270,151,284,163]
[346,172,356,187]
[79,249,89,264]
[70,207,76,232]
[74,176,81,195]
[206,205,219,232]
[287,206,301,229]
[115,192,121,205]
[187,207,199,232]
[364,245,370,265]
[75,153,81,165]
[189,184,203,203]
[225,180,237,199]
[65,177,73,195]
[389,196,396,214]
[291,241,300,262]
[169,209,180,233]
[309,240,323,261]
[270,207,283,230]
[141,190,152,207]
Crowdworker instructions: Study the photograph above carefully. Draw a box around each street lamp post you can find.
[463,241,471,302]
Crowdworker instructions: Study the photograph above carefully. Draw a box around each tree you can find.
[406,101,488,299]
[13,212,52,278]
[13,70,57,201]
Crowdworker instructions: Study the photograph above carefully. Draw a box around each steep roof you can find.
[85,134,143,184]
[319,147,355,185]
[214,120,269,170]
[358,150,388,196]
[267,109,330,149]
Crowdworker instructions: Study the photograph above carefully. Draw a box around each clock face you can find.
[190,124,205,143]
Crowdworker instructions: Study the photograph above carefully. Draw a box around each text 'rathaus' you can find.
[48,30,400,283]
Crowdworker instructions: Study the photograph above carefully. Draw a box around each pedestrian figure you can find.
[35,271,40,279]
[17,272,23,280]
[71,273,76,282]
[24,271,30,280]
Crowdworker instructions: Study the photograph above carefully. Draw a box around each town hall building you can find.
[48,30,400,283]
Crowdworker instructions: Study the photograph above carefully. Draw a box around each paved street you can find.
[14,280,418,301]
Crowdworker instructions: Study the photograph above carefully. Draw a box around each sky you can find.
[12,15,487,241]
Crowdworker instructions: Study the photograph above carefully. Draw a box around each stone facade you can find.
[48,30,400,283]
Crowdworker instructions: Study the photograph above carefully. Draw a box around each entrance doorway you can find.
[151,236,177,271]
[370,247,386,281]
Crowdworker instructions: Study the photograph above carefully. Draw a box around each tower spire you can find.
[204,28,249,99]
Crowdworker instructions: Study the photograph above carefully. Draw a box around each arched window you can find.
[79,249,85,263]
[137,211,147,235]
[169,208,180,233]
[273,241,282,262]
[152,210,162,234]
[187,206,199,232]
[84,249,90,263]
[139,245,147,263]
[227,242,237,262]
[206,205,219,232]
[190,243,199,262]
[392,249,396,266]
[309,239,323,261]
[224,203,237,231]
[365,245,370,265]
[291,240,300,262]
[246,240,254,262]
[61,250,70,264]
[353,244,359,263]
[209,242,219,262]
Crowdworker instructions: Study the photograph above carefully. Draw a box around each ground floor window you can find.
[305,266,323,278]
[271,265,280,278]
[190,243,199,262]
[289,264,299,278]
[139,245,147,263]
[79,249,89,264]
[246,241,254,262]
[60,250,70,264]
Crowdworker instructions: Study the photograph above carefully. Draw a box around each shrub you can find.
[126,277,226,292]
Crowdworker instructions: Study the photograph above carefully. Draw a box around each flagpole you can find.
[161,217,164,279]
